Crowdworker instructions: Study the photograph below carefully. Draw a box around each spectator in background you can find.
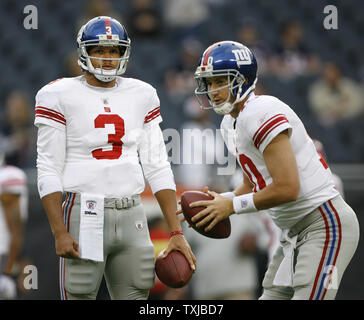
[0,151,28,299]
[236,18,271,76]
[308,61,364,127]
[0,91,36,168]
[177,96,229,193]
[63,51,83,77]
[162,0,209,34]
[128,0,162,38]
[76,0,123,31]
[269,20,321,79]
[164,38,203,100]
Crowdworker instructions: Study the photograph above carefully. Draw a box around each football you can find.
[180,191,231,239]
[155,250,193,288]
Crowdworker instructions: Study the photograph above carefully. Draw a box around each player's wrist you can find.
[220,191,235,199]
[233,193,257,214]
[170,230,184,237]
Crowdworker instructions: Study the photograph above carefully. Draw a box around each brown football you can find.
[181,191,231,239]
[155,250,193,288]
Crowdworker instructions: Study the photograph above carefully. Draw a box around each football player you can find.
[185,41,359,300]
[0,152,28,299]
[34,16,196,300]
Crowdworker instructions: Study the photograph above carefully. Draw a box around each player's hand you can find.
[190,190,234,232]
[55,232,79,259]
[175,186,210,226]
[163,235,197,272]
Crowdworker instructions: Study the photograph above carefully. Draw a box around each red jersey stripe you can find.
[145,109,160,120]
[253,114,285,142]
[146,106,160,115]
[35,114,66,126]
[1,178,25,188]
[321,201,342,300]
[254,116,288,148]
[35,109,66,124]
[145,107,161,123]
[35,106,65,119]
[309,206,330,300]
[256,119,289,148]
[144,112,161,124]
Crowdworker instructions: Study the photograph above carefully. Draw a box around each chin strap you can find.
[213,77,257,115]
[92,64,120,82]
[236,77,258,104]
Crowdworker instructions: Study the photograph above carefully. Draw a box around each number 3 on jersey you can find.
[92,114,125,160]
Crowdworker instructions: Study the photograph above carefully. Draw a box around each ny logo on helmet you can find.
[232,48,252,66]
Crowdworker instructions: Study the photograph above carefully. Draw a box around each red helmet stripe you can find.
[202,41,224,66]
[104,17,112,39]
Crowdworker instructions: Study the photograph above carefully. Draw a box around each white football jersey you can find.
[34,76,174,198]
[0,165,28,255]
[221,93,339,229]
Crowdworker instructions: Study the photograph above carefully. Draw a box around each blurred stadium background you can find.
[0,0,363,299]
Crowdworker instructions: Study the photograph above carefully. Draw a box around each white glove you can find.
[0,275,17,300]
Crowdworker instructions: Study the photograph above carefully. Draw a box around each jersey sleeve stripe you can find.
[145,106,160,117]
[146,108,160,119]
[144,108,161,123]
[253,113,285,141]
[36,106,65,119]
[254,116,288,148]
[35,109,66,125]
[144,111,161,124]
[35,114,66,126]
[1,178,26,188]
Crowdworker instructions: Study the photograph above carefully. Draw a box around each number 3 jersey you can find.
[34,76,175,198]
[220,93,339,229]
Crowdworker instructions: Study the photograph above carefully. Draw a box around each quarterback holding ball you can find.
[186,40,359,300]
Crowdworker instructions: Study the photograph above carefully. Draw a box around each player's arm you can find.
[201,173,252,200]
[139,123,196,271]
[0,193,23,275]
[233,173,254,196]
[253,130,300,209]
[154,189,196,270]
[191,131,299,231]
[36,124,79,259]
[154,189,182,234]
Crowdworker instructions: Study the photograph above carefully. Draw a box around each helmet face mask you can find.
[77,16,131,82]
[194,41,258,115]
[195,69,245,115]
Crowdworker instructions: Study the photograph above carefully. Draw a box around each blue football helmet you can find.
[194,41,258,115]
[77,16,131,82]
